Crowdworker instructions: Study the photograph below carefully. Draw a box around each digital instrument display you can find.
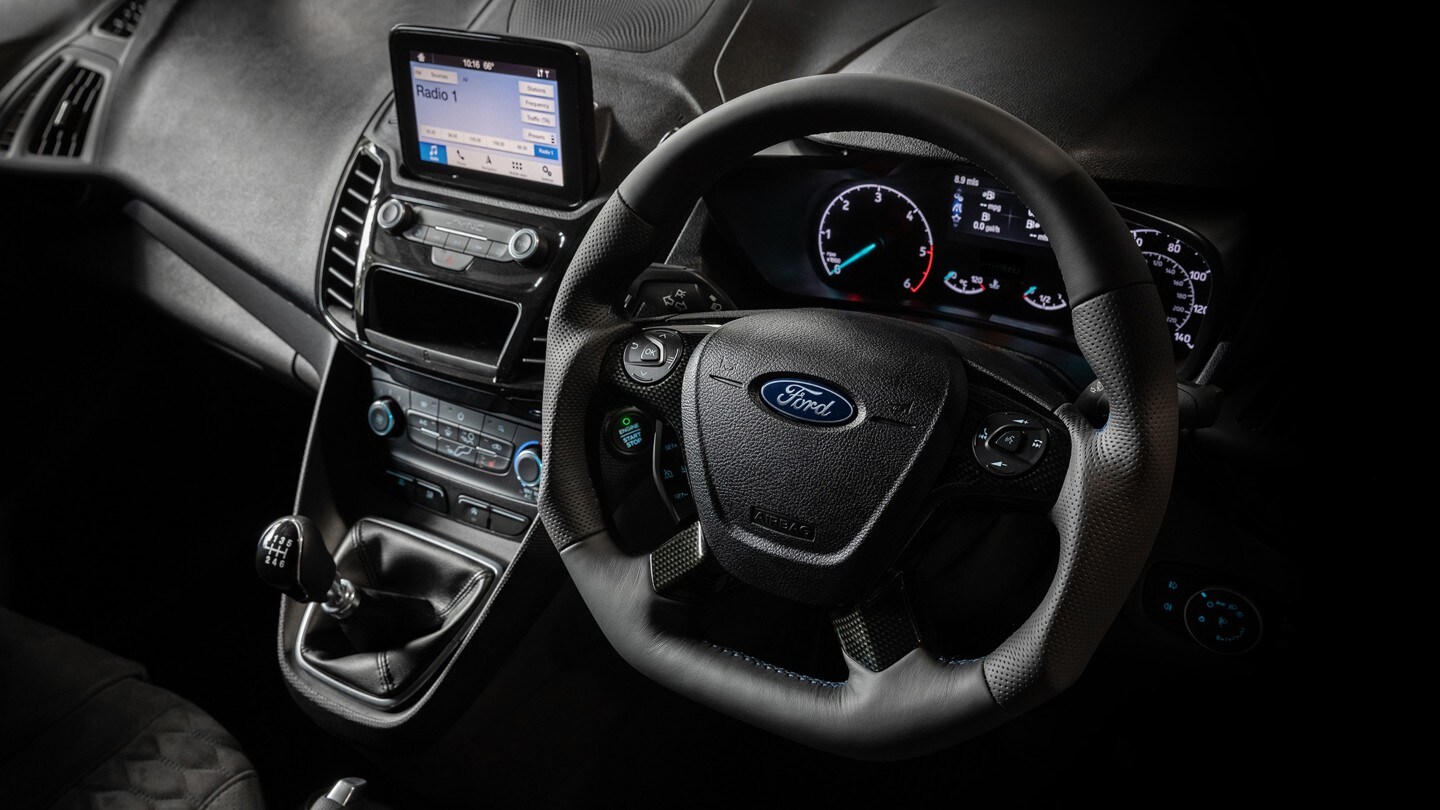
[390,28,595,207]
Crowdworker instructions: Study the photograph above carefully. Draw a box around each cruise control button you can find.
[430,247,472,272]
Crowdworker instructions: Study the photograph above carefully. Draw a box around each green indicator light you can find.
[621,416,632,426]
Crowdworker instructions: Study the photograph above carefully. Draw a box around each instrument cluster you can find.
[708,158,1220,361]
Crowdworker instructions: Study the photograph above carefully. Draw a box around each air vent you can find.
[319,148,382,335]
[28,66,103,158]
[97,0,148,39]
[0,60,58,153]
[518,313,550,379]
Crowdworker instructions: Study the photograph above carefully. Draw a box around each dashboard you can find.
[0,0,1293,798]
[707,156,1219,365]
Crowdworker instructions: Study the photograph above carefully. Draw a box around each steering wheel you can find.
[539,74,1177,760]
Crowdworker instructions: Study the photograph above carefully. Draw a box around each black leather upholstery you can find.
[0,608,265,809]
[299,520,494,701]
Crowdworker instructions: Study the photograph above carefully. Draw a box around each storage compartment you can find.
[364,269,520,377]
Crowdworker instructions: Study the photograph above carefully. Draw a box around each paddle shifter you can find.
[256,516,361,619]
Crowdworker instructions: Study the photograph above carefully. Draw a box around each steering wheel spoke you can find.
[649,522,730,602]
[832,575,922,673]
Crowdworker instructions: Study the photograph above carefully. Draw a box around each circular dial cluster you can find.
[1131,228,1212,352]
[817,184,934,295]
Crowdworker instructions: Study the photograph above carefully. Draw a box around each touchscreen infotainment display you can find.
[409,54,565,186]
[390,28,595,207]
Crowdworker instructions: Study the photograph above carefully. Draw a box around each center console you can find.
[274,29,610,740]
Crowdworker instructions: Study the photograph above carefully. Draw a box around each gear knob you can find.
[256,516,336,602]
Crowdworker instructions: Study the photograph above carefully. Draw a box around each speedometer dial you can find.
[1131,228,1213,354]
[817,184,934,295]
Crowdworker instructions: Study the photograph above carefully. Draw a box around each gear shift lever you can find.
[256,516,361,619]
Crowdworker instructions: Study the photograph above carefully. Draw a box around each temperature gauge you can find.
[942,270,988,295]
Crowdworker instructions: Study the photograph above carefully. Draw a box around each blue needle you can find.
[835,242,877,273]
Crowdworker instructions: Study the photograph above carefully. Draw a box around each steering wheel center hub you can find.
[680,309,967,605]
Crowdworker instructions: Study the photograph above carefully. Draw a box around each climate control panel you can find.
[369,372,541,523]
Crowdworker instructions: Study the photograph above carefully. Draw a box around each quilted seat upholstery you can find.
[0,608,265,809]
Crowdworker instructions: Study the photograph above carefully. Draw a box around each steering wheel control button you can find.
[429,246,473,272]
[607,410,650,455]
[367,398,402,437]
[622,329,683,384]
[624,335,665,366]
[654,424,696,521]
[1184,588,1262,655]
[974,412,1048,476]
[376,198,413,233]
[993,427,1023,453]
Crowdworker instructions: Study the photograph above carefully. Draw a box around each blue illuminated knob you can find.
[513,442,542,488]
[367,397,403,438]
[1184,587,1261,655]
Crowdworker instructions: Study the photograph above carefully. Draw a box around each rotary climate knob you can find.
[513,442,542,488]
[367,397,403,437]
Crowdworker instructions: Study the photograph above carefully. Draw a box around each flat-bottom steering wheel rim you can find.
[539,74,1178,760]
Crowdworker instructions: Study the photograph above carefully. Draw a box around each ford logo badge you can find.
[757,378,856,425]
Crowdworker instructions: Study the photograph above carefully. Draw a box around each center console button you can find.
[456,427,481,447]
[437,422,460,442]
[407,411,439,435]
[440,401,483,428]
[410,392,440,417]
[481,414,518,441]
[429,247,473,272]
[456,497,490,529]
[478,454,511,474]
[489,508,529,536]
[409,479,448,514]
[437,438,478,464]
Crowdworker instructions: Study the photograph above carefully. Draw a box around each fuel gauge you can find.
[1021,284,1067,311]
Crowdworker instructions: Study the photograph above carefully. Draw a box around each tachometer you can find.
[817,184,934,295]
[1131,228,1213,353]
